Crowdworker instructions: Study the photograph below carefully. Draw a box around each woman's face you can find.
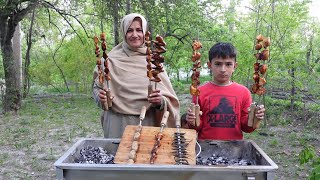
[125,19,144,48]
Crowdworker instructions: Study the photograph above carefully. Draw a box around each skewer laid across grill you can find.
[172,115,190,165]
[127,106,146,164]
[150,111,169,164]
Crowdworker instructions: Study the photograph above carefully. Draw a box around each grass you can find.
[0,94,102,179]
[0,88,319,179]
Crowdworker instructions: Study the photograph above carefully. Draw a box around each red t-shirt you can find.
[192,82,254,140]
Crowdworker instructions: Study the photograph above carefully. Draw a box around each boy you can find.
[183,42,265,140]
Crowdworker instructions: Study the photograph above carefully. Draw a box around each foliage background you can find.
[2,0,319,101]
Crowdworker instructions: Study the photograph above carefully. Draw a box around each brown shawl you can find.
[97,13,180,127]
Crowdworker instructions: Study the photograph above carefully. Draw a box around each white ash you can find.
[196,154,255,166]
[75,145,115,164]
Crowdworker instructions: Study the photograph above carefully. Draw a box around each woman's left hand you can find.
[255,104,265,120]
[148,89,163,107]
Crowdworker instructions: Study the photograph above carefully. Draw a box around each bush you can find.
[299,145,320,180]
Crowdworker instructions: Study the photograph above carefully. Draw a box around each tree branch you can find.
[42,0,90,44]
[11,1,40,25]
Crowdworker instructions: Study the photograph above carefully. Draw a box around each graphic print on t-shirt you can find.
[207,95,238,128]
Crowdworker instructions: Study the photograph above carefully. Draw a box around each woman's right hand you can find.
[148,89,164,108]
[98,88,107,103]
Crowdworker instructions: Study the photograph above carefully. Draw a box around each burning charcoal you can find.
[74,145,115,164]
[196,154,255,166]
[216,156,223,163]
[196,156,203,165]
[238,159,252,165]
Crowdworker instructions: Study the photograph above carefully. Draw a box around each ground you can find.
[0,93,319,179]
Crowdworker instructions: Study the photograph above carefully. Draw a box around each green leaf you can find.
[299,145,316,165]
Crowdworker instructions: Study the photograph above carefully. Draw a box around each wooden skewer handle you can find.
[175,113,181,127]
[97,83,109,110]
[161,111,169,126]
[195,104,201,128]
[190,103,196,126]
[106,90,112,108]
[148,84,153,96]
[253,105,262,129]
[139,106,147,121]
[103,101,109,111]
[248,103,256,127]
[254,118,262,129]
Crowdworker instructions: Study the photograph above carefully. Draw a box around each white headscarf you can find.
[120,13,147,54]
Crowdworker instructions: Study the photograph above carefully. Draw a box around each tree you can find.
[1,0,88,113]
[23,9,36,97]
[0,0,40,114]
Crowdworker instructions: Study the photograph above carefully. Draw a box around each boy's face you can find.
[207,57,238,85]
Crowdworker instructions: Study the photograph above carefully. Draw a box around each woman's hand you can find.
[255,104,265,120]
[148,89,163,107]
[98,88,107,103]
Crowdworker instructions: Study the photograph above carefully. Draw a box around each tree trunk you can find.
[23,9,36,98]
[0,1,39,114]
[13,23,22,89]
[113,0,120,45]
[306,34,313,75]
[140,0,153,35]
[126,0,131,14]
[2,39,21,114]
[0,17,22,114]
[227,0,236,34]
[290,61,295,110]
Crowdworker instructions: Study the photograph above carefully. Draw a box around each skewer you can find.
[145,31,166,96]
[159,111,169,132]
[139,106,146,126]
[190,40,203,127]
[150,111,169,164]
[127,106,147,164]
[172,113,190,165]
[248,34,271,128]
[93,33,113,110]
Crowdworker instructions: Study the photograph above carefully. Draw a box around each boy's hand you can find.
[186,108,196,125]
[255,104,265,120]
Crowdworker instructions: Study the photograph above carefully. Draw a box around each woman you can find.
[92,13,180,138]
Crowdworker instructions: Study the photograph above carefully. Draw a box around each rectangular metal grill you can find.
[54,138,278,180]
